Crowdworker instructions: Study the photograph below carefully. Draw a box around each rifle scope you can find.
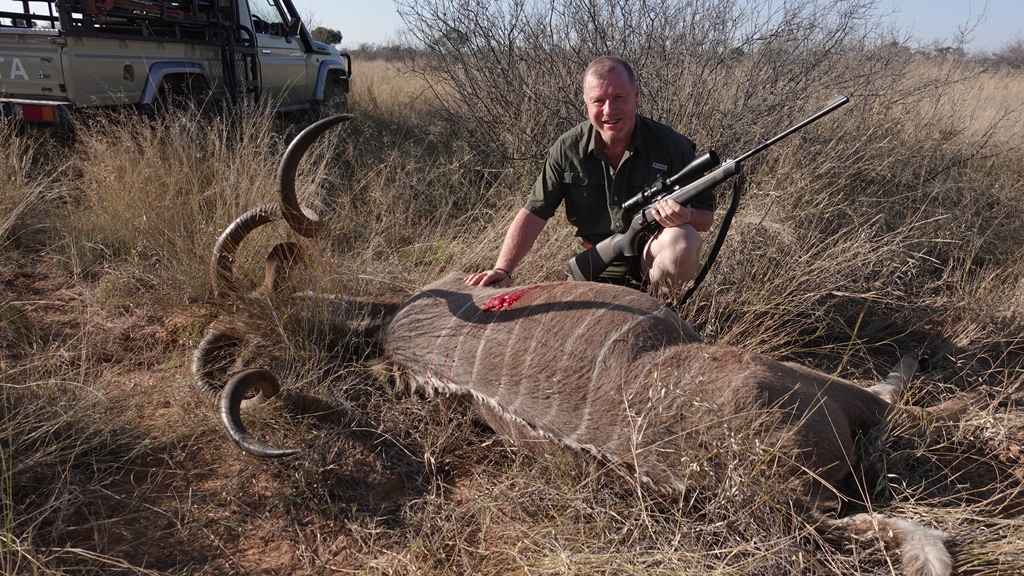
[621,150,720,212]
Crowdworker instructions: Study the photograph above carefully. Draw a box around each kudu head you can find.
[195,114,395,456]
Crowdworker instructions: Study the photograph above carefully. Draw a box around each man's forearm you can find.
[464,209,549,287]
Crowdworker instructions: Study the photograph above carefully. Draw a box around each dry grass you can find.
[2,51,1024,576]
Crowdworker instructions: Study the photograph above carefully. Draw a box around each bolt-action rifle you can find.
[567,94,850,283]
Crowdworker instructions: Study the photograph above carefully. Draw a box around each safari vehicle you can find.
[0,0,351,123]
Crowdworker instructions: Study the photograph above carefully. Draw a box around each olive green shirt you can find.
[524,115,713,243]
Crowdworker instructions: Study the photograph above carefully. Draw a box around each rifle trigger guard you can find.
[639,208,655,228]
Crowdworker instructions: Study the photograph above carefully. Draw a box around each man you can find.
[463,56,715,299]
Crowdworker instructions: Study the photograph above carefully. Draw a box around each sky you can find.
[297,0,1023,53]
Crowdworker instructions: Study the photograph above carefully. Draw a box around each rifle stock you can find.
[566,94,849,283]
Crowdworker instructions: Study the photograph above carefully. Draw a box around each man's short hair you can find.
[584,56,636,88]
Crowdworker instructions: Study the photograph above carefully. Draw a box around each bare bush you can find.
[990,35,1024,70]
[396,0,913,165]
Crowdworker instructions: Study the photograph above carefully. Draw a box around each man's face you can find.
[584,65,639,150]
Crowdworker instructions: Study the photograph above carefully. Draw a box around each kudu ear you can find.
[262,241,304,293]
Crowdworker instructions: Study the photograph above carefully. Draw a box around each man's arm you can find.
[464,209,548,287]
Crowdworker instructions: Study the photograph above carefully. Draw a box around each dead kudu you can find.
[194,116,956,576]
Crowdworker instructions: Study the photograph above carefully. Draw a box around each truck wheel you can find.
[146,77,214,120]
[317,76,348,117]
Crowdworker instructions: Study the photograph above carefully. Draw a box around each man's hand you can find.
[464,268,512,287]
[649,198,692,229]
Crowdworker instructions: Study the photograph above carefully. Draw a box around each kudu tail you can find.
[817,513,952,576]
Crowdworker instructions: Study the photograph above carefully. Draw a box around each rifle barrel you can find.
[734,95,848,164]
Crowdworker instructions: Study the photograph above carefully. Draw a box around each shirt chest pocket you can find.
[562,171,604,227]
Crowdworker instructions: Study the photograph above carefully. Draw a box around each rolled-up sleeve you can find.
[523,151,564,221]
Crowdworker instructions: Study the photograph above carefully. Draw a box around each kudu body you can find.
[195,116,955,576]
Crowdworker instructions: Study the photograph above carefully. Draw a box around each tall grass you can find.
[2,37,1024,576]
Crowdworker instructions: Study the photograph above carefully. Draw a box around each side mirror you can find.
[287,18,301,37]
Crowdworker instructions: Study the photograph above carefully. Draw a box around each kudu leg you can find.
[865,354,919,403]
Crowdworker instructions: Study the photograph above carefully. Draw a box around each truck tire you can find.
[317,74,348,116]
[145,74,214,120]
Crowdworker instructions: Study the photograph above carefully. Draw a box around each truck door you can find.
[247,0,307,108]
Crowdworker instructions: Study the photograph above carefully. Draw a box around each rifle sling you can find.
[679,174,745,306]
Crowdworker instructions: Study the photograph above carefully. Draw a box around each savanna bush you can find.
[397,0,910,164]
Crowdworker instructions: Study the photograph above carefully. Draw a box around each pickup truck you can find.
[0,0,351,123]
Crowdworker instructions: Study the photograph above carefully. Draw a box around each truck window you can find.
[1,0,59,29]
[248,0,290,37]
